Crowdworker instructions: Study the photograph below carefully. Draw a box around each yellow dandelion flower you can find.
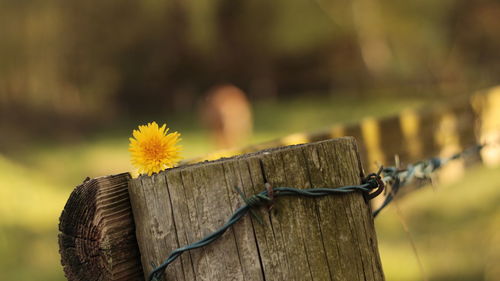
[129,122,182,176]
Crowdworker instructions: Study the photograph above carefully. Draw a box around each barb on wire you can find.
[148,174,384,281]
[372,143,485,217]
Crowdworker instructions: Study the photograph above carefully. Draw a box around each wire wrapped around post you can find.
[148,174,384,281]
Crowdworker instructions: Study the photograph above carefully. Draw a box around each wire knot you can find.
[233,186,272,224]
[362,166,385,200]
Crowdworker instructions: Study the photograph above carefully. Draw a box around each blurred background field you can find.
[1,0,500,280]
[2,97,499,281]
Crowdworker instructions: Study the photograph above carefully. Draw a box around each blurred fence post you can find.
[128,137,384,281]
[473,86,500,166]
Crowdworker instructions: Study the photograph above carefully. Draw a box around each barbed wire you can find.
[148,172,384,281]
[372,144,485,217]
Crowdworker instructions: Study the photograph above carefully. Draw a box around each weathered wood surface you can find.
[58,173,144,281]
[129,137,385,281]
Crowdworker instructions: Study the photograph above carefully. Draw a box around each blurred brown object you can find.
[472,86,500,166]
[200,84,253,149]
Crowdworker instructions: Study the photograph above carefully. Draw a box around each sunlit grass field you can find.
[1,95,498,281]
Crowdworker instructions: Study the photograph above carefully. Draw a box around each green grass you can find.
[1,95,497,281]
[0,156,66,281]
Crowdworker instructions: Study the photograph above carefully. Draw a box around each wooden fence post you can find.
[129,137,385,280]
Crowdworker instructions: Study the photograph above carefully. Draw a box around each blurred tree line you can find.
[1,0,500,132]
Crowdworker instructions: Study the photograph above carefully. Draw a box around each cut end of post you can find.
[58,173,144,281]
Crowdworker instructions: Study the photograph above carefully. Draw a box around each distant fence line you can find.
[185,86,500,211]
[187,86,500,172]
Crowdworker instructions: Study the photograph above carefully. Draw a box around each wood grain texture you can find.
[129,137,385,281]
[59,173,144,281]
